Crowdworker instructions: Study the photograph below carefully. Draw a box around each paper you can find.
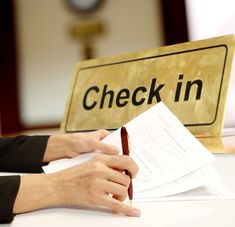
[43,152,97,174]
[101,103,215,192]
[43,102,232,200]
[135,182,235,202]
[134,166,220,199]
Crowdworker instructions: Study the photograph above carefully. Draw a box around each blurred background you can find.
[0,0,235,135]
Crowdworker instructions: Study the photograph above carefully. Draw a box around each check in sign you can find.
[61,35,235,136]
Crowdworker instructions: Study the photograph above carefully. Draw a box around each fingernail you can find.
[133,208,141,217]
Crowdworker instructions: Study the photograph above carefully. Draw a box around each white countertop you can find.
[1,153,235,227]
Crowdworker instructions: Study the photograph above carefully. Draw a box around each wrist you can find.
[43,135,69,162]
[13,174,61,214]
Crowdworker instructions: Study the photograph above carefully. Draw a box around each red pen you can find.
[121,126,133,203]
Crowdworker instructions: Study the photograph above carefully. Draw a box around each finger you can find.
[104,155,139,178]
[92,140,120,155]
[102,181,127,201]
[102,196,141,217]
[106,169,130,187]
[69,150,80,158]
[112,194,127,202]
[95,129,111,140]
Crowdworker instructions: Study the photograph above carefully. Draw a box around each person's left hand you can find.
[43,129,119,162]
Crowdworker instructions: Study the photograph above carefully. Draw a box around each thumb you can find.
[93,141,120,155]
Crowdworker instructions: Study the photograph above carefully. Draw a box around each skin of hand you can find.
[14,154,141,217]
[43,129,120,162]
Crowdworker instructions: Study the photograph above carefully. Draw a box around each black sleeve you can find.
[0,135,50,173]
[0,135,50,223]
[0,175,20,223]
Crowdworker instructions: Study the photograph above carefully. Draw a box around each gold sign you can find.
[61,35,235,136]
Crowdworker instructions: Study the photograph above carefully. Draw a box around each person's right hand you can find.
[54,154,141,217]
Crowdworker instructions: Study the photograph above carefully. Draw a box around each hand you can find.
[55,154,141,217]
[14,154,141,217]
[43,129,119,162]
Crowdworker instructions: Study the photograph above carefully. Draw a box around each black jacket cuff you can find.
[0,136,50,173]
[0,175,20,223]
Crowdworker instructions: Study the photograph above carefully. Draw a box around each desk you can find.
[1,154,235,227]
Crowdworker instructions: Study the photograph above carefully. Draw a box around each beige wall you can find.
[14,0,164,127]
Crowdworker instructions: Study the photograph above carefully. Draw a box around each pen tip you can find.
[121,126,127,134]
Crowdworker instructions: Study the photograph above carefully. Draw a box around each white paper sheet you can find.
[43,152,98,174]
[134,182,235,202]
[134,166,220,199]
[101,102,216,192]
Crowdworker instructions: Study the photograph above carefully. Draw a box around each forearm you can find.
[13,174,60,214]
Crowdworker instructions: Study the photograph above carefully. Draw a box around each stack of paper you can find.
[43,102,233,201]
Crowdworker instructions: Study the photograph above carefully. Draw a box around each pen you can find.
[121,126,133,203]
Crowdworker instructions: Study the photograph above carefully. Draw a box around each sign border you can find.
[65,44,228,133]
